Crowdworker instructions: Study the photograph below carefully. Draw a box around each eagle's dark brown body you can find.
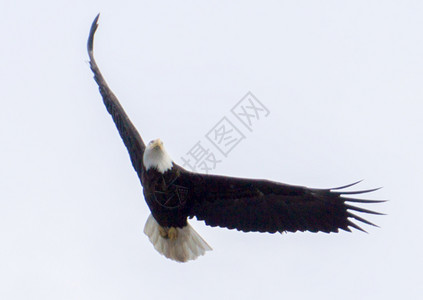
[141,165,191,228]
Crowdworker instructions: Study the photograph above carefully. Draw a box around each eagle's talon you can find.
[158,225,168,238]
[168,227,178,240]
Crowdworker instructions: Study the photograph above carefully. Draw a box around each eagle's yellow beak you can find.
[151,138,163,150]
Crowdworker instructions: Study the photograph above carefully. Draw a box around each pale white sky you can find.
[1,1,422,299]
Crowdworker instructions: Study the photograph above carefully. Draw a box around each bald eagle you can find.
[87,15,383,262]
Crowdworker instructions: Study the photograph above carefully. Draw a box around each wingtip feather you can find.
[344,198,387,204]
[348,212,379,227]
[87,14,100,53]
[347,220,368,233]
[346,204,385,215]
[336,187,382,195]
[331,180,363,190]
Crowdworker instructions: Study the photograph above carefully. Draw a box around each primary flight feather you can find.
[87,15,383,263]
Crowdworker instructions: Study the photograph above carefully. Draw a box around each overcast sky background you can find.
[1,1,422,299]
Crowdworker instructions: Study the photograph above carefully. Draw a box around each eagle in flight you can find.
[87,15,383,262]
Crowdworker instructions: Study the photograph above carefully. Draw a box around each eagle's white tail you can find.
[143,214,212,262]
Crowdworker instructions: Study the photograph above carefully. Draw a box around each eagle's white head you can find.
[143,138,173,173]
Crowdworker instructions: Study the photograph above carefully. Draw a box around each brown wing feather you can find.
[87,15,146,177]
[184,172,383,234]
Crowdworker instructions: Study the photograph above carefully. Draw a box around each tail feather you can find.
[143,214,212,262]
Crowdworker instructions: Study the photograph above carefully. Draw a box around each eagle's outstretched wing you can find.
[185,173,383,233]
[87,15,146,177]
